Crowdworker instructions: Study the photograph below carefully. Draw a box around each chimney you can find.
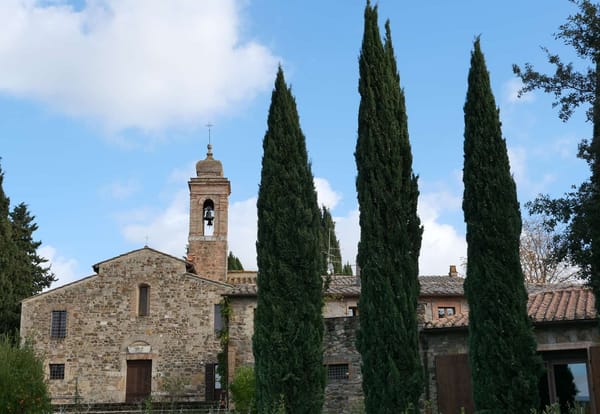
[448,265,458,277]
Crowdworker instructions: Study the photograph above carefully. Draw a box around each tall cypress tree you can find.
[253,67,325,414]
[355,3,423,412]
[462,38,542,412]
[320,206,343,275]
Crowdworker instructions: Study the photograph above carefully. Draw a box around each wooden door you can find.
[435,353,475,414]
[126,360,152,403]
[588,346,600,414]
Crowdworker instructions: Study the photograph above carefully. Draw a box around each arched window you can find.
[138,284,150,316]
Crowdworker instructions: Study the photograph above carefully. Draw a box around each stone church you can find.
[20,145,600,413]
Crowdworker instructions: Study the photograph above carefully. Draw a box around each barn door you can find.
[435,353,474,414]
[126,360,152,403]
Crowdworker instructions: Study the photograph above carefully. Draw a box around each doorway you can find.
[126,360,152,403]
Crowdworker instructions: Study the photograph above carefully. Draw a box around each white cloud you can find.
[504,78,534,104]
[314,177,342,210]
[333,208,359,270]
[417,192,466,275]
[114,180,467,277]
[0,0,279,131]
[121,189,188,256]
[39,244,80,289]
[228,197,258,270]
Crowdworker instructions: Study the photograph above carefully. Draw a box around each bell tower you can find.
[188,143,230,282]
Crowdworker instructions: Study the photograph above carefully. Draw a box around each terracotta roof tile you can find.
[425,286,595,330]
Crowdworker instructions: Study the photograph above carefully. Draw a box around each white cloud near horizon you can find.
[121,189,188,256]
[112,175,467,277]
[0,0,278,131]
[39,244,80,289]
[417,191,466,275]
[314,177,342,210]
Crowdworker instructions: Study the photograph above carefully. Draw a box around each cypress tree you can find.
[462,38,542,412]
[253,67,325,414]
[320,206,343,275]
[227,251,244,271]
[355,3,423,412]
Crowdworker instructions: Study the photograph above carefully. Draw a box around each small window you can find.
[51,310,67,338]
[438,307,455,319]
[49,363,65,380]
[348,306,358,316]
[139,284,150,316]
[326,363,349,380]
[214,304,223,334]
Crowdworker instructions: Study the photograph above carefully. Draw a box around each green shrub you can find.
[0,335,51,413]
[230,365,256,414]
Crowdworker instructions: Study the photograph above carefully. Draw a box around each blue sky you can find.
[0,0,593,288]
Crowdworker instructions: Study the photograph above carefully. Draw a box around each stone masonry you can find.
[21,248,229,403]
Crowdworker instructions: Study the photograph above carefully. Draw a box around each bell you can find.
[204,206,214,226]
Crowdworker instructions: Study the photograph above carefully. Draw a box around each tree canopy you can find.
[252,67,325,414]
[355,3,423,412]
[464,38,542,412]
[0,161,54,337]
[514,0,600,297]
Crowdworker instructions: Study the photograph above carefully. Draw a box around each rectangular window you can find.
[438,307,455,318]
[348,306,358,316]
[139,285,149,316]
[326,363,349,380]
[214,304,223,334]
[49,363,65,380]
[51,310,67,338]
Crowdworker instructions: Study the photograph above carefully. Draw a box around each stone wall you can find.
[420,328,469,407]
[227,296,256,381]
[21,248,228,404]
[323,316,363,414]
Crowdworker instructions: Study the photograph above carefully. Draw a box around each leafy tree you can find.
[0,335,52,413]
[520,218,578,283]
[10,203,55,294]
[230,365,257,414]
[463,38,542,412]
[320,206,343,275]
[342,262,353,276]
[513,0,600,296]
[0,162,54,338]
[0,162,16,336]
[227,251,244,271]
[253,67,325,414]
[355,3,423,412]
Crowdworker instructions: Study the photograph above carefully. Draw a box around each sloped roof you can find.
[420,276,465,296]
[226,275,466,298]
[425,286,595,330]
[92,246,195,273]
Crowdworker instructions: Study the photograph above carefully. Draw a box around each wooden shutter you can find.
[435,353,474,414]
